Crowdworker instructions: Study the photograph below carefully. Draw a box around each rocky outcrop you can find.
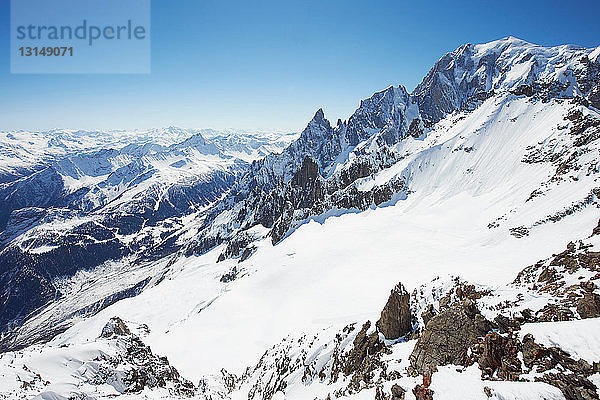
[412,384,434,400]
[96,318,196,397]
[408,299,493,374]
[577,292,600,318]
[337,321,391,393]
[471,328,598,399]
[510,241,600,322]
[376,283,412,340]
[390,384,406,400]
[473,332,521,380]
[522,334,598,400]
[101,316,131,338]
[538,373,598,400]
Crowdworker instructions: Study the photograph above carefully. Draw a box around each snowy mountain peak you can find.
[313,107,326,120]
[413,37,600,123]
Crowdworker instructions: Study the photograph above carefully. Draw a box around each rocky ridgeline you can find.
[186,93,413,261]
[207,145,407,262]
[188,39,600,265]
[226,235,600,400]
[94,317,196,397]
[511,240,600,322]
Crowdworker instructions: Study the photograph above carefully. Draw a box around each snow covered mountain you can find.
[1,37,600,400]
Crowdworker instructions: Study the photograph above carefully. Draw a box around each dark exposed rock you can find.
[484,386,493,397]
[565,108,600,147]
[577,292,600,318]
[475,332,522,380]
[537,373,598,400]
[220,266,241,283]
[121,337,195,396]
[520,334,598,400]
[340,321,390,392]
[512,84,534,97]
[521,334,543,369]
[581,281,597,292]
[421,305,436,328]
[536,304,575,322]
[217,229,257,262]
[511,242,600,322]
[589,83,600,110]
[412,384,434,400]
[390,384,406,400]
[268,152,407,245]
[509,226,530,238]
[407,119,424,138]
[239,246,256,262]
[493,314,521,334]
[408,299,493,374]
[100,316,131,338]
[91,319,196,397]
[538,266,559,283]
[376,283,412,340]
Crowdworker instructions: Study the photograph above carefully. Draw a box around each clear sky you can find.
[1,0,599,132]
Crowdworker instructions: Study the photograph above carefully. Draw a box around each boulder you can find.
[376,283,412,340]
[391,384,406,400]
[413,384,434,400]
[338,321,391,393]
[408,299,493,374]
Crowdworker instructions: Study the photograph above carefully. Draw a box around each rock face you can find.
[420,304,436,328]
[376,283,412,340]
[412,384,434,400]
[408,299,493,374]
[390,384,406,400]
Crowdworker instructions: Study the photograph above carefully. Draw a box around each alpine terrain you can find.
[1,36,600,400]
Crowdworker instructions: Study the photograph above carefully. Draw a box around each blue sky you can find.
[1,0,599,132]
